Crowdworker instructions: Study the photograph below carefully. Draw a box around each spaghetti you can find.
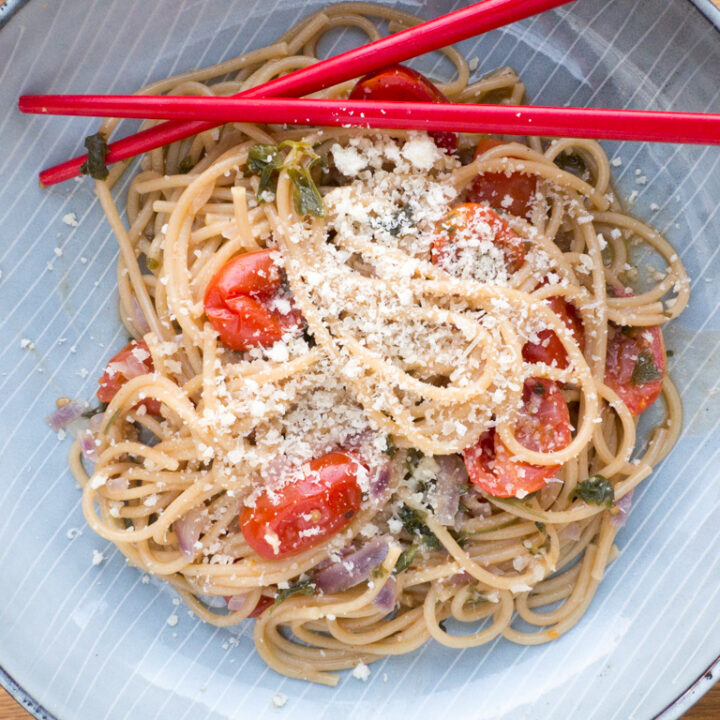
[62,2,689,686]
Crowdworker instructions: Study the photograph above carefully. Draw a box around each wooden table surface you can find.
[2,0,720,716]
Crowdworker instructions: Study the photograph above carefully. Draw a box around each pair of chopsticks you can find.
[21,0,720,187]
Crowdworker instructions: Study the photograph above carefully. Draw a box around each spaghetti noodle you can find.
[62,2,689,686]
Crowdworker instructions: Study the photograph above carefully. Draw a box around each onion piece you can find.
[46,402,85,432]
[611,490,634,527]
[562,522,582,541]
[226,592,251,612]
[130,295,151,336]
[65,416,98,462]
[372,575,397,615]
[315,536,390,594]
[433,455,468,525]
[368,462,392,502]
[173,507,204,559]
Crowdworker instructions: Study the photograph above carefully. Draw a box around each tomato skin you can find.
[432,202,526,274]
[203,249,304,351]
[605,323,665,416]
[349,64,457,153]
[97,339,161,415]
[467,138,537,219]
[240,452,364,560]
[463,378,572,497]
[522,296,584,369]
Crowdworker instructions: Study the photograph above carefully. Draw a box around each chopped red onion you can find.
[130,295,151,336]
[611,490,634,527]
[107,475,129,492]
[372,575,397,615]
[78,431,99,462]
[64,416,98,462]
[173,507,204,559]
[433,455,468,525]
[368,462,392,501]
[315,536,390,594]
[46,402,85,432]
[87,411,106,435]
[226,593,251,612]
[562,523,582,542]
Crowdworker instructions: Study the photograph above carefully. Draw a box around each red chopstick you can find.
[36,0,575,186]
[20,94,720,145]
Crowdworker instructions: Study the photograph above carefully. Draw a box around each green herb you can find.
[380,205,414,237]
[247,142,326,216]
[666,349,674,357]
[248,144,283,198]
[79,133,110,180]
[177,155,195,174]
[287,166,326,217]
[272,579,316,608]
[145,257,160,271]
[398,504,441,549]
[573,474,614,507]
[405,448,423,476]
[631,349,662,386]
[103,408,122,434]
[383,435,397,457]
[394,543,419,574]
[82,402,108,418]
[533,382,546,395]
[534,522,546,533]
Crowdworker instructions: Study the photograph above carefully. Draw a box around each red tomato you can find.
[522,296,584,369]
[432,202,526,274]
[97,339,161,415]
[463,378,572,497]
[203,249,304,351]
[605,323,665,415]
[349,64,457,153]
[467,137,538,219]
[240,451,364,559]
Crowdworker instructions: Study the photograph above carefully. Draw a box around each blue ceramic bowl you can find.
[1,1,719,718]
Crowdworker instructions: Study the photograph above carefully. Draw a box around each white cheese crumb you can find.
[54,247,63,257]
[62,212,79,227]
[20,338,35,350]
[352,661,371,682]
[91,549,104,566]
[271,693,288,708]
[468,56,479,71]
[66,528,82,540]
[610,157,622,167]
[400,134,441,170]
[167,614,179,627]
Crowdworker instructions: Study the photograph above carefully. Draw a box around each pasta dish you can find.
[50,2,689,686]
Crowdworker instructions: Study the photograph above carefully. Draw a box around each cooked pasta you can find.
[61,2,689,686]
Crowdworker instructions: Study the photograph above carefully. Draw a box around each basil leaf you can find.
[631,349,662,386]
[272,579,316,608]
[405,448,423,476]
[393,543,418,574]
[374,205,413,237]
[287,166,325,217]
[247,144,282,174]
[398,504,441,549]
[79,133,110,180]
[383,435,397,457]
[574,474,614,507]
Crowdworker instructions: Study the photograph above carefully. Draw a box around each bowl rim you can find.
[0,0,719,718]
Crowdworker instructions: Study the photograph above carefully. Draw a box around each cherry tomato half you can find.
[240,451,364,559]
[97,339,161,415]
[203,249,304,351]
[605,323,665,416]
[463,378,572,498]
[432,202,526,275]
[522,296,584,369]
[467,137,538,219]
[349,64,458,153]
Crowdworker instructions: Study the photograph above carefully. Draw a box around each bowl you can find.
[1,1,719,718]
